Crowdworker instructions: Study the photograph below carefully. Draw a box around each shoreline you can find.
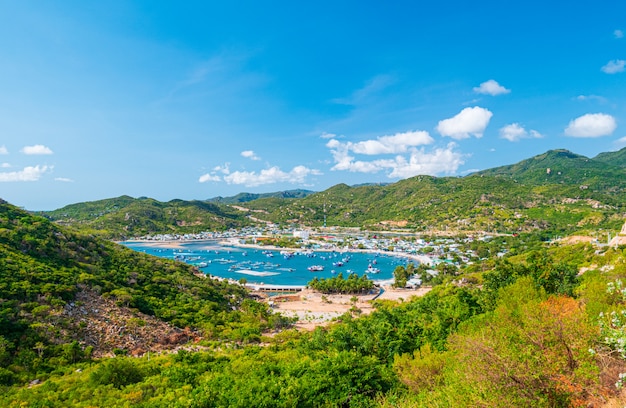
[268,285,432,330]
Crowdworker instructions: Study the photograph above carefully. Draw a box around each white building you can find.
[293,230,310,240]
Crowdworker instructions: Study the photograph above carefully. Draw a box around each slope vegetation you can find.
[42,196,252,239]
[0,200,282,384]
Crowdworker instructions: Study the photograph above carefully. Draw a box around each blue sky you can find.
[1,1,626,210]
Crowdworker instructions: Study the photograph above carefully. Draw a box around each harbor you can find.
[122,240,413,286]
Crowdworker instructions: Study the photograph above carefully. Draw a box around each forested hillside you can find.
[3,226,626,406]
[42,196,252,239]
[0,200,287,386]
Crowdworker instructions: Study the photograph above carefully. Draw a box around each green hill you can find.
[207,189,315,204]
[475,149,626,193]
[0,199,281,384]
[594,146,626,168]
[42,196,253,239]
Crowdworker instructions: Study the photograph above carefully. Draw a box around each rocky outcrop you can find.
[62,287,199,357]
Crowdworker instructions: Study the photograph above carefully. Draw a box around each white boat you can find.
[366,265,380,274]
[307,265,324,272]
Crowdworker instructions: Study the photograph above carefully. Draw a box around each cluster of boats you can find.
[172,248,382,275]
[306,254,380,274]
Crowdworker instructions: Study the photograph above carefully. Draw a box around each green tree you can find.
[91,358,144,389]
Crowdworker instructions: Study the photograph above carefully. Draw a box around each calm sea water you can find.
[122,241,414,286]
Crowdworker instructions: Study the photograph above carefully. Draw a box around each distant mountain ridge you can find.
[207,189,315,204]
[39,147,626,237]
[594,147,626,167]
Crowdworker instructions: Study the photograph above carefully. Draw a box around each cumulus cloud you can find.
[241,150,260,160]
[223,165,321,187]
[54,177,74,182]
[473,80,510,96]
[327,130,433,157]
[0,146,7,155]
[601,60,626,74]
[21,144,53,155]
[0,165,51,182]
[198,173,221,183]
[386,145,466,178]
[327,133,465,178]
[499,123,543,142]
[200,160,321,186]
[565,113,617,137]
[436,107,493,140]
[320,132,336,139]
[325,130,435,174]
[1,163,10,168]
[213,163,230,174]
[615,29,624,39]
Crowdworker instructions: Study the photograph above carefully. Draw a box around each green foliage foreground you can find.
[3,197,626,406]
[0,201,288,386]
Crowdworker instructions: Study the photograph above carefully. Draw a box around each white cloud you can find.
[320,132,336,139]
[198,173,221,183]
[473,80,510,96]
[21,144,53,155]
[54,177,74,182]
[223,165,321,187]
[601,60,626,74]
[565,113,617,137]
[615,29,624,39]
[1,163,10,168]
[241,150,260,160]
[436,107,493,140]
[325,130,435,174]
[213,163,231,174]
[499,123,543,142]
[0,146,7,155]
[0,165,51,182]
[386,145,465,178]
[327,135,465,178]
[332,130,434,156]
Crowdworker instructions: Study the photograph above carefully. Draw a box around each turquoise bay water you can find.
[123,241,413,286]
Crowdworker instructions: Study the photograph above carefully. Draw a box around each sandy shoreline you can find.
[267,286,432,330]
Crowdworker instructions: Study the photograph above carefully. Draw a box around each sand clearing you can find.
[267,286,431,330]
